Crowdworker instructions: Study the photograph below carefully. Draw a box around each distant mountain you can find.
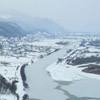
[0,21,27,37]
[0,11,68,37]
[20,17,67,33]
[0,11,67,32]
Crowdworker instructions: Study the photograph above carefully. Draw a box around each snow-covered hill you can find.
[0,11,67,38]
[0,21,27,37]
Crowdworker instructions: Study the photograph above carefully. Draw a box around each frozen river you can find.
[25,44,100,100]
[25,47,68,100]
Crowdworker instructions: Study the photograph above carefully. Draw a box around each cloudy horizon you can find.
[0,0,100,33]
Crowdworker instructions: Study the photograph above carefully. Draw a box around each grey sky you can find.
[0,0,100,32]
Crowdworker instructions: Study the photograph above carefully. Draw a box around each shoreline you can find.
[20,60,34,100]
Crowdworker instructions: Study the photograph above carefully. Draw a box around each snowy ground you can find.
[0,56,30,99]
[47,61,100,81]
[0,38,68,100]
[1,36,100,99]
[0,94,16,100]
[47,41,100,81]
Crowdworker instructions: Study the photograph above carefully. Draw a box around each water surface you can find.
[25,47,100,100]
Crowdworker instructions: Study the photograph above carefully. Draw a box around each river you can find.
[25,46,68,100]
[25,44,100,100]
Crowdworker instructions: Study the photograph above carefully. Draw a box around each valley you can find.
[0,34,100,100]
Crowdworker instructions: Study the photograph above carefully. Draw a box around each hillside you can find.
[0,11,67,36]
[0,21,27,37]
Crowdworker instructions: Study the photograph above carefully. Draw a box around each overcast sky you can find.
[0,0,100,32]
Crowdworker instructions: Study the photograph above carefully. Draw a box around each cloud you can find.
[0,0,100,32]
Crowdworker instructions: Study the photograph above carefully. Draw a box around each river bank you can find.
[25,42,100,100]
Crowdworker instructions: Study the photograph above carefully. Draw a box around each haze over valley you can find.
[0,0,100,100]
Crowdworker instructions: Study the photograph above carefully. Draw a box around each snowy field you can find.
[47,62,100,81]
[47,42,100,81]
[0,37,68,100]
[0,36,100,100]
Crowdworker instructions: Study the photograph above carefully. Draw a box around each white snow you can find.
[15,65,25,100]
[0,94,16,100]
[0,56,31,67]
[47,43,100,82]
[47,60,100,82]
[47,62,84,81]
[0,35,100,99]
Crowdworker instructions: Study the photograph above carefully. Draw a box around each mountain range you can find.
[0,11,67,37]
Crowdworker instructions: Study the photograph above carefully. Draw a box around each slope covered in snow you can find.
[0,21,27,37]
[0,11,68,38]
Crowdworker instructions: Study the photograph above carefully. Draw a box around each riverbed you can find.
[25,43,100,100]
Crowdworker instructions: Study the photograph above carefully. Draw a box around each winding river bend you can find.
[25,47,68,100]
[25,44,100,100]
